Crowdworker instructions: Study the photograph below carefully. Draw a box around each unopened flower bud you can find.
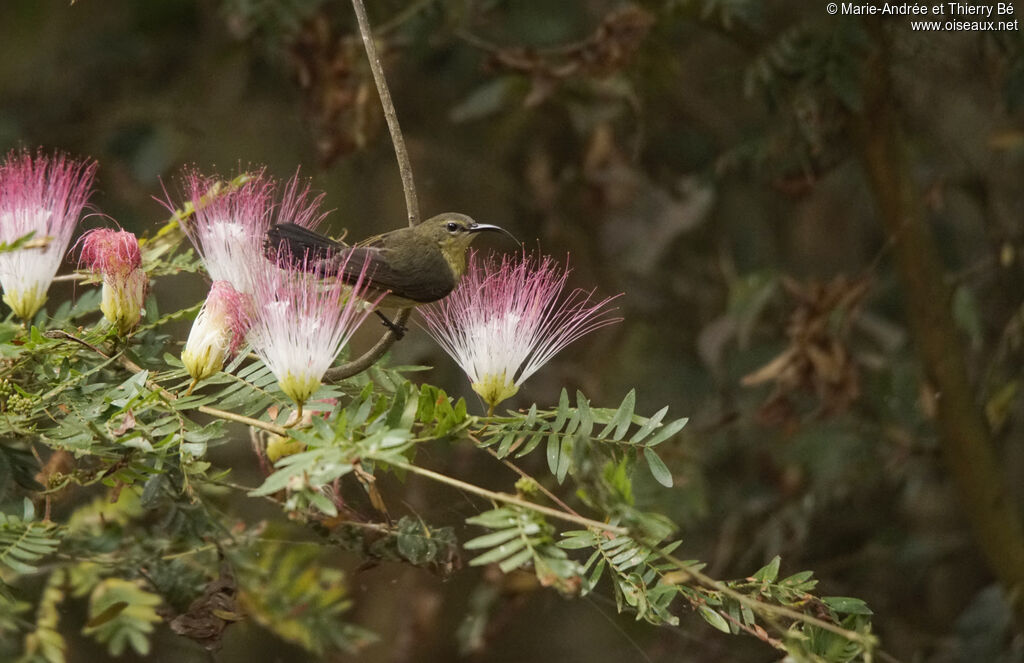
[79,229,146,334]
[182,281,248,386]
[266,435,306,463]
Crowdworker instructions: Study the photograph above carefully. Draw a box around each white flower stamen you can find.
[0,150,96,321]
[419,252,621,412]
[246,252,381,412]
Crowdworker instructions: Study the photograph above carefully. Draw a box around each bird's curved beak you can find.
[469,222,519,244]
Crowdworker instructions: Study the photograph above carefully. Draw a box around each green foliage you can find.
[465,507,580,592]
[0,447,42,501]
[7,0,1023,660]
[0,507,61,595]
[141,247,203,279]
[743,21,869,111]
[19,569,66,663]
[715,17,870,181]
[559,528,685,625]
[715,557,876,661]
[362,516,459,570]
[0,250,876,660]
[249,381,421,516]
[81,579,162,657]
[235,542,375,655]
[0,233,40,256]
[483,388,687,491]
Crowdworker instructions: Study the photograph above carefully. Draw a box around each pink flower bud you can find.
[79,228,146,334]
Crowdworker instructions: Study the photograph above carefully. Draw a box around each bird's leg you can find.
[375,310,407,339]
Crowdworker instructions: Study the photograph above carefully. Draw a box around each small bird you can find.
[266,213,518,336]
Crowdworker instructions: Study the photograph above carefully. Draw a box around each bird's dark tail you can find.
[266,223,343,266]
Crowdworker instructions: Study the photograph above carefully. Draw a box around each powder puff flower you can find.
[181,280,249,392]
[173,169,326,296]
[0,149,97,320]
[418,252,622,413]
[246,253,383,417]
[78,229,147,335]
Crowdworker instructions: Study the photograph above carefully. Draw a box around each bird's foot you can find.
[375,310,407,339]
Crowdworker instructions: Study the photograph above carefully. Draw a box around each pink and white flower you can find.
[0,149,97,320]
[182,280,249,388]
[174,169,326,296]
[418,252,622,411]
[79,228,147,334]
[246,253,382,413]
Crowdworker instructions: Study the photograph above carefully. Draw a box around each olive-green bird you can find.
[266,213,517,333]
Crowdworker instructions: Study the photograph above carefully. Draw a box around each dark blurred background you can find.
[3,0,1024,661]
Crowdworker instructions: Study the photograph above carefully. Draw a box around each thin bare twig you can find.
[324,308,411,381]
[42,330,109,357]
[325,0,420,382]
[351,0,419,227]
[384,458,628,535]
[113,346,289,436]
[197,403,286,436]
[476,439,582,518]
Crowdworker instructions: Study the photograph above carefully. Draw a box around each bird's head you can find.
[421,213,518,277]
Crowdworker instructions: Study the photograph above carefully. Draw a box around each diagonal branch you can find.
[325,309,411,381]
[384,458,628,535]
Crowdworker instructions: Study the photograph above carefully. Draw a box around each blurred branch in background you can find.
[854,21,1024,620]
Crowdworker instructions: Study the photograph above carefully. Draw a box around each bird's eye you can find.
[446,222,459,233]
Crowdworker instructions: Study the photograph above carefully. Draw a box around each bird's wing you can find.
[267,223,454,303]
[340,246,454,303]
[266,223,345,264]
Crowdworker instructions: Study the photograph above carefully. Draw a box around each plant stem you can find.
[384,458,628,535]
[478,442,581,517]
[391,451,878,653]
[324,309,411,381]
[113,352,288,436]
[660,555,879,653]
[327,0,420,381]
[198,404,287,436]
[349,0,419,228]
